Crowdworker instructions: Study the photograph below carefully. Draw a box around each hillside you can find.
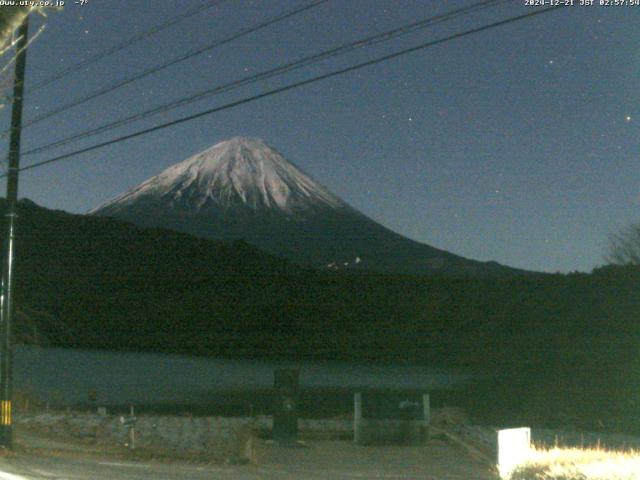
[2,199,640,432]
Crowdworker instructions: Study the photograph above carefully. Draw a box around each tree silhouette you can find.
[606,223,640,265]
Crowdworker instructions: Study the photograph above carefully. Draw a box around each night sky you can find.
[0,0,638,273]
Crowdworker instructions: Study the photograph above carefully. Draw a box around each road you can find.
[0,439,497,479]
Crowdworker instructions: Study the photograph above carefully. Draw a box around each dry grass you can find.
[510,446,640,480]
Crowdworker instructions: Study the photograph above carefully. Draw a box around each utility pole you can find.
[0,15,29,449]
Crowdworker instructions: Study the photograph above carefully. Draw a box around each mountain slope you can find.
[93,137,346,216]
[91,137,521,276]
[4,199,640,433]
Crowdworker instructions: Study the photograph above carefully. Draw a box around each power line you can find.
[5,5,565,178]
[26,0,225,93]
[23,0,512,157]
[13,0,329,132]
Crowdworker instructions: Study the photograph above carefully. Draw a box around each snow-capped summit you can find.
[93,137,346,217]
[92,137,520,276]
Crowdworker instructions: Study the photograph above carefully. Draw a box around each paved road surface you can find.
[0,440,497,479]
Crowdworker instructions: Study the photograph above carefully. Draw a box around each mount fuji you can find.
[91,137,518,276]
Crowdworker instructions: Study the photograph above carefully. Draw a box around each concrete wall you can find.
[353,393,430,445]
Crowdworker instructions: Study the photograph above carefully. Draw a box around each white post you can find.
[353,392,362,444]
[497,427,531,478]
[129,405,135,450]
[422,394,430,425]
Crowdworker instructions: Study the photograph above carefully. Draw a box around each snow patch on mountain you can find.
[91,137,346,216]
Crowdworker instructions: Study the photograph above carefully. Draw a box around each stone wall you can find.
[15,411,354,459]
